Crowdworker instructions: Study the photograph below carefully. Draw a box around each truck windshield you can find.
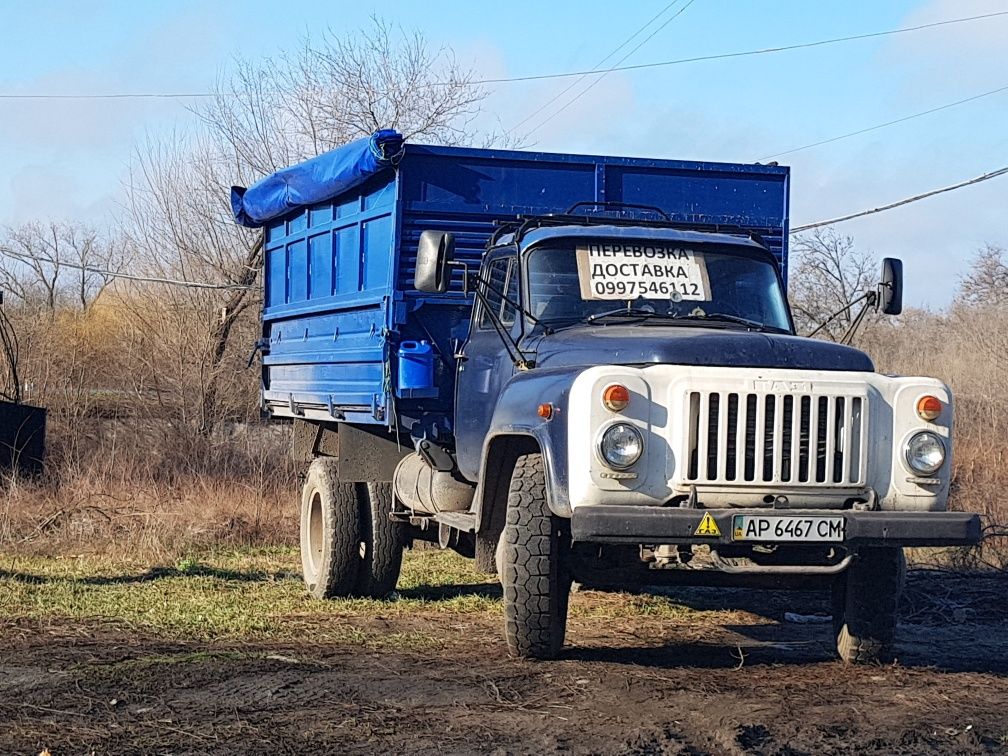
[525,242,792,332]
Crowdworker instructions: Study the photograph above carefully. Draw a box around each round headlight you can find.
[905,431,946,476]
[599,423,643,469]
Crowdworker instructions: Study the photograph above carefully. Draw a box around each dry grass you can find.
[0,298,294,559]
[947,441,1008,569]
[1,416,296,559]
[1,475,294,559]
[862,307,1008,567]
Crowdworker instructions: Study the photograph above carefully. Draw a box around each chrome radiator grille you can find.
[684,391,868,486]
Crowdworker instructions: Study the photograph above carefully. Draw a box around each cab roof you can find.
[497,224,773,256]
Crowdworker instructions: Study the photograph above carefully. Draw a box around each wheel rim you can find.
[307,490,324,576]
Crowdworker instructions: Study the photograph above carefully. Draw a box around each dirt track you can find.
[2,570,1008,755]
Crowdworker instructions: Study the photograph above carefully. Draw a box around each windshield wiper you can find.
[585,306,681,323]
[531,307,671,334]
[585,309,783,332]
[674,313,787,333]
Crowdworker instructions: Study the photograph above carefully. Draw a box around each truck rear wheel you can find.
[353,482,404,598]
[500,452,571,659]
[300,459,361,599]
[832,547,906,663]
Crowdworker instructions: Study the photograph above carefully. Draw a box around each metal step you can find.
[433,511,477,533]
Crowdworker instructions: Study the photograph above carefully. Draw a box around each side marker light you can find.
[602,384,630,412]
[916,395,942,422]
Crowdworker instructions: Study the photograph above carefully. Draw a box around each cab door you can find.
[454,251,521,480]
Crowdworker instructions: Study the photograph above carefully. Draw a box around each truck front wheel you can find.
[832,547,906,663]
[500,452,571,659]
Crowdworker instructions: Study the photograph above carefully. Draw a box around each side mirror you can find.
[414,230,455,293]
[879,257,903,315]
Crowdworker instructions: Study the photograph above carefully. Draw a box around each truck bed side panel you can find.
[261,174,397,425]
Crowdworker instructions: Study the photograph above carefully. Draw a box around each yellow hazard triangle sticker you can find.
[694,512,721,537]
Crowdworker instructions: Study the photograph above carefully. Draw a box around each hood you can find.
[527,324,874,372]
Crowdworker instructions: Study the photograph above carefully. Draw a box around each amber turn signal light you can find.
[602,384,630,412]
[537,403,553,420]
[916,395,942,422]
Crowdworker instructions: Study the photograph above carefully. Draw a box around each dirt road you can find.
[2,570,1007,755]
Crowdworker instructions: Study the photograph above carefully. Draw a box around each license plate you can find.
[732,515,845,542]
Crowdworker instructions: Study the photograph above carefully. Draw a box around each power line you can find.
[759,83,1008,161]
[0,92,217,100]
[0,247,253,291]
[509,0,684,135]
[524,0,697,137]
[791,164,1008,234]
[1,10,1005,101]
[473,10,1008,85]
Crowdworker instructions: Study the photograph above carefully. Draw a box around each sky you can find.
[1,0,1006,308]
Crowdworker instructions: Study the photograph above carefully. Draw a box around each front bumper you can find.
[571,506,982,547]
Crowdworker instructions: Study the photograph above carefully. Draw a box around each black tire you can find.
[500,453,571,659]
[474,533,498,575]
[832,547,906,663]
[300,459,361,599]
[354,482,404,598]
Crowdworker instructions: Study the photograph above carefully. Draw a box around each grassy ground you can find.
[0,548,710,648]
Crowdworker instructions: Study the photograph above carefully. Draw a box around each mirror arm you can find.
[806,290,873,339]
[878,279,897,310]
[447,260,469,296]
[840,291,877,345]
[471,286,533,369]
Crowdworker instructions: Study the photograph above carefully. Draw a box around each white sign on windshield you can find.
[575,243,711,301]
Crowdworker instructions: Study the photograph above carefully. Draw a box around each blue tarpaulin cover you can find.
[230,129,404,228]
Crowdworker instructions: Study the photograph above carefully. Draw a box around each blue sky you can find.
[1,0,1005,307]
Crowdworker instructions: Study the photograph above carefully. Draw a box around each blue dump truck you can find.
[232,131,981,661]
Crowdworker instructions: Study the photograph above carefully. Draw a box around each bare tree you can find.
[123,132,260,435]
[123,18,492,436]
[196,17,489,181]
[948,244,1008,447]
[0,221,125,313]
[0,222,63,312]
[60,224,127,311]
[0,255,31,310]
[959,244,1008,308]
[0,301,19,403]
[789,227,879,340]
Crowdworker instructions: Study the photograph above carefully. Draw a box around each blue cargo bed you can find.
[256,143,790,427]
